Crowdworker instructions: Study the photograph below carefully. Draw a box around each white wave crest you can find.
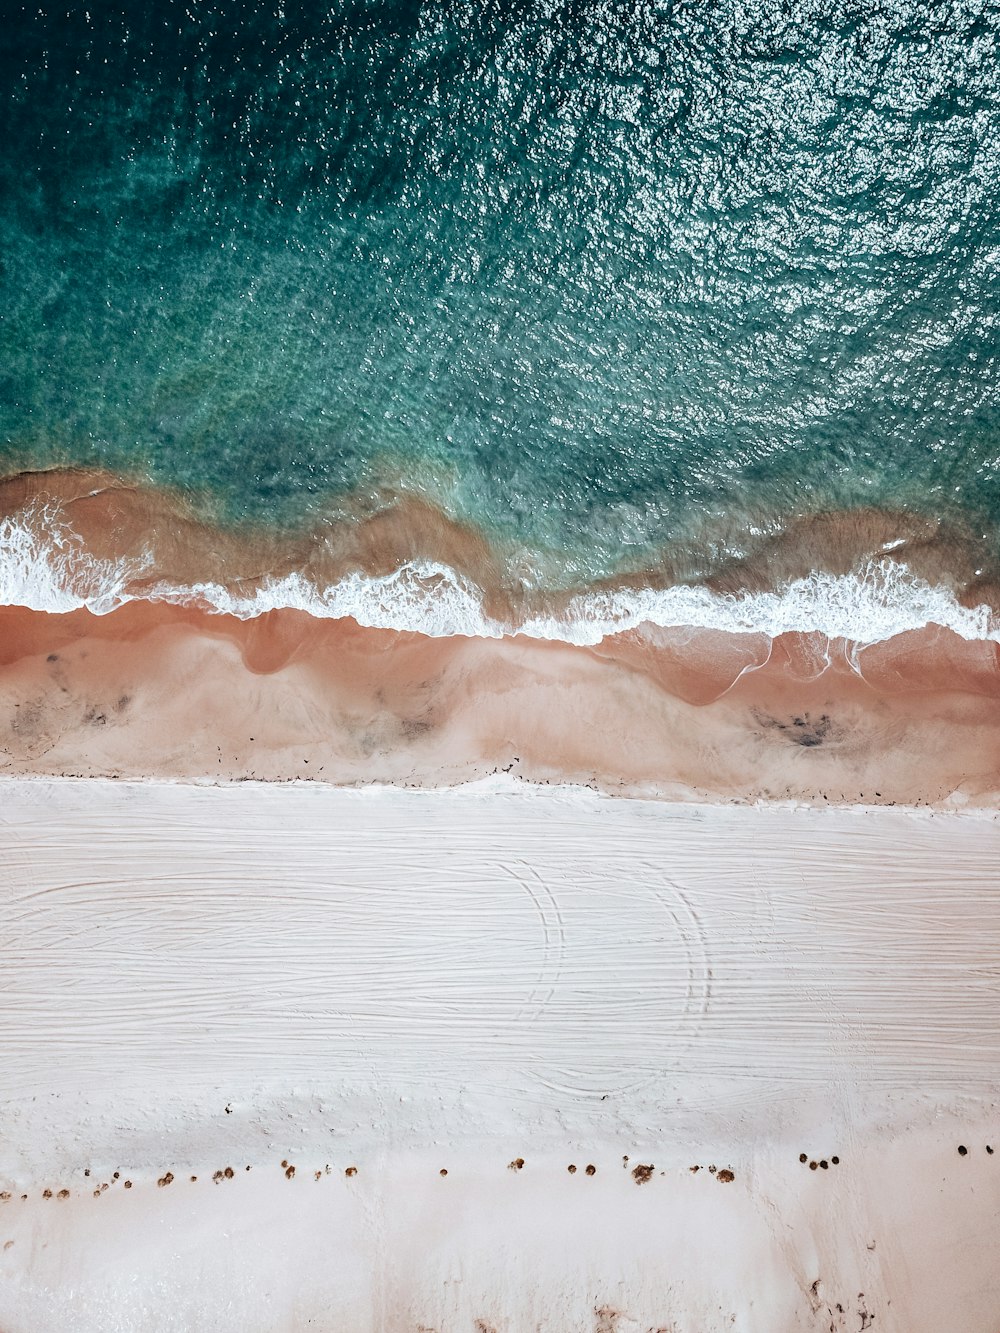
[520,560,998,645]
[0,509,996,645]
[151,562,501,639]
[0,507,152,615]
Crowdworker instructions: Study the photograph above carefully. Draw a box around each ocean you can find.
[2,0,1000,642]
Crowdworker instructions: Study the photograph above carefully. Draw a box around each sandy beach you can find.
[6,0,1000,1325]
[0,778,998,1330]
[4,487,1000,1332]
[3,601,1000,805]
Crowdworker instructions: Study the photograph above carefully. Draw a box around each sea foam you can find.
[0,508,153,616]
[0,509,996,646]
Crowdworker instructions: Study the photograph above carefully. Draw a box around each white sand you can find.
[0,778,998,1330]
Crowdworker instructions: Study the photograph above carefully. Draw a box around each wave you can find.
[0,504,155,616]
[2,504,997,647]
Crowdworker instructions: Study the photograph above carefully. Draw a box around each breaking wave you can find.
[1,507,996,646]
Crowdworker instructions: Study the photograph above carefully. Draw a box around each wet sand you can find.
[0,780,998,1331]
[1,600,999,803]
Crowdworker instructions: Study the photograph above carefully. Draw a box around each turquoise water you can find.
[3,1,1000,581]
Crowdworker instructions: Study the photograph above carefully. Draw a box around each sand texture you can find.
[0,779,998,1330]
[2,601,1000,804]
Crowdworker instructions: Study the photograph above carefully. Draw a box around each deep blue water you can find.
[2,0,1000,581]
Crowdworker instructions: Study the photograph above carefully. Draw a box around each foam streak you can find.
[1,508,996,646]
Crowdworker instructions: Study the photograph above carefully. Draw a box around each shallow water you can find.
[3,0,1000,596]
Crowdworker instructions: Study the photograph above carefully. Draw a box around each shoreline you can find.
[4,466,1000,639]
[4,466,1000,809]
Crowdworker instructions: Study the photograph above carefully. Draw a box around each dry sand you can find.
[0,778,998,1331]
